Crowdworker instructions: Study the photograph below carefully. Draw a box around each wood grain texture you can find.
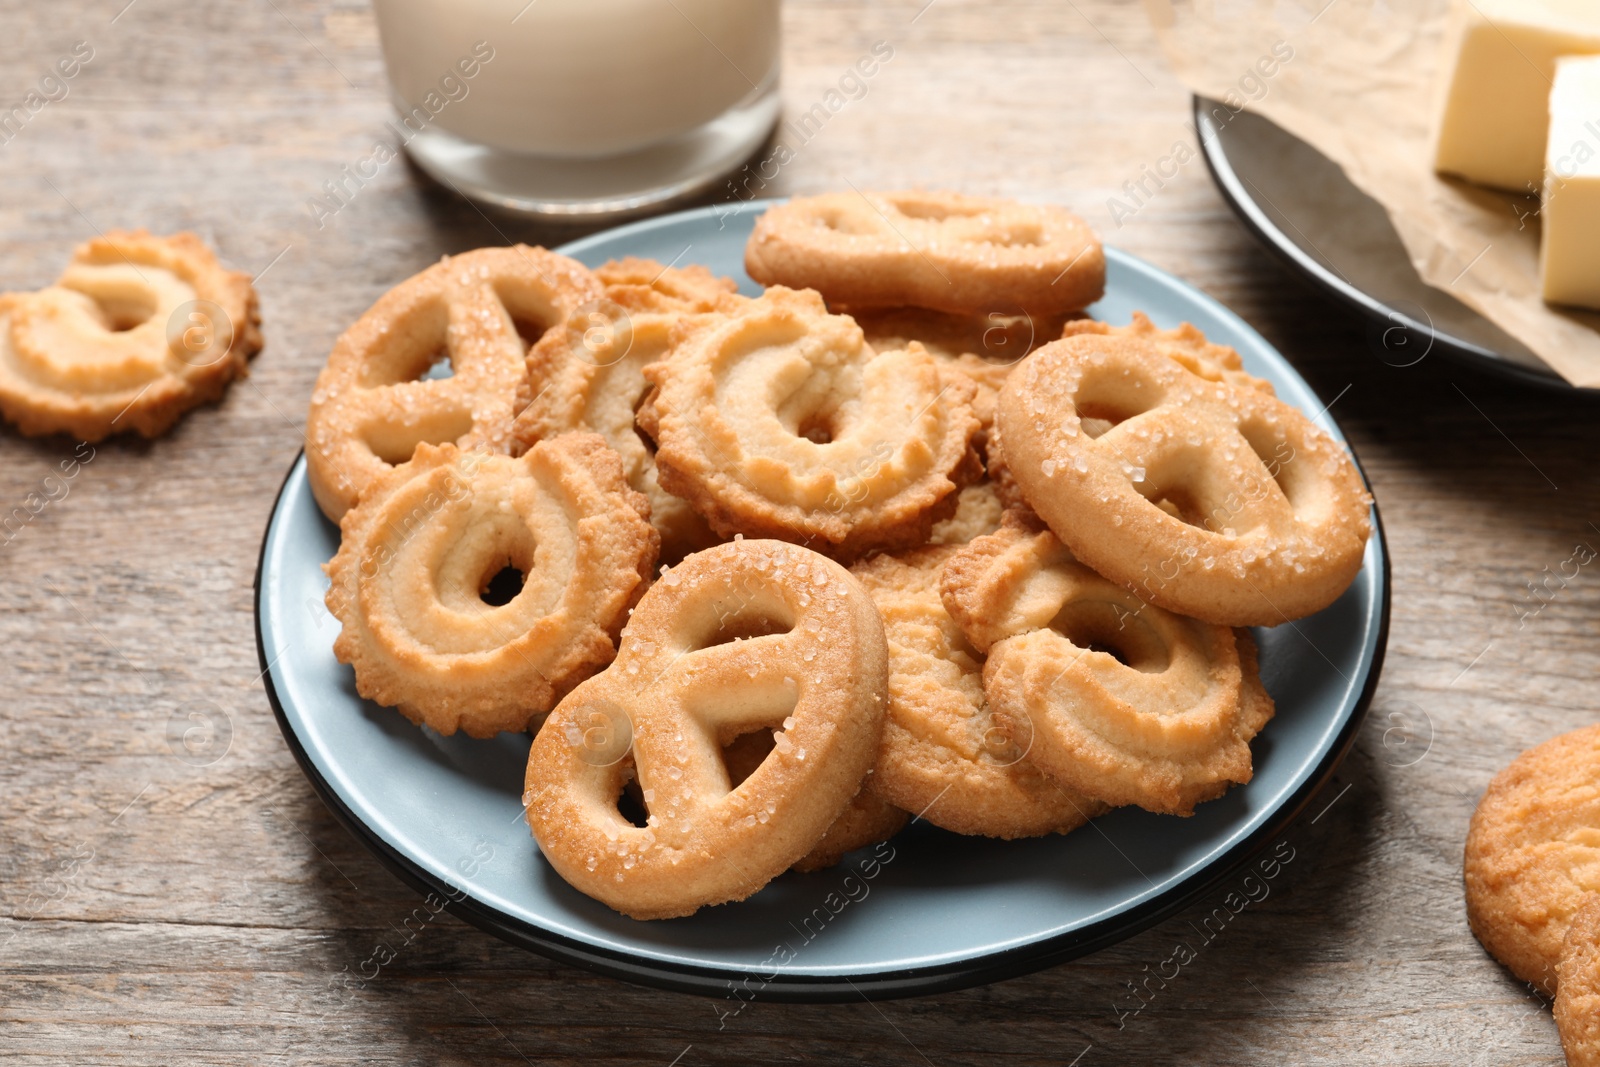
[0,1,1592,1063]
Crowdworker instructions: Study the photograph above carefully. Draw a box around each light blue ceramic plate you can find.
[256,200,1389,1002]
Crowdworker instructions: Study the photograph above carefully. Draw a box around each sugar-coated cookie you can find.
[523,539,889,919]
[307,246,600,521]
[995,333,1371,626]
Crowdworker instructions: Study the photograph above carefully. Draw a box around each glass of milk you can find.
[372,0,782,219]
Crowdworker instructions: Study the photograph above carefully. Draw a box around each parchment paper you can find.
[1146,0,1600,386]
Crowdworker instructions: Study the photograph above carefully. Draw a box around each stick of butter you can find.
[1541,56,1600,310]
[1433,0,1600,193]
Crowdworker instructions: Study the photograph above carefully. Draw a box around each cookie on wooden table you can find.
[1465,724,1600,997]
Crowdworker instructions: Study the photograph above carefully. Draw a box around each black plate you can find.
[1194,95,1587,391]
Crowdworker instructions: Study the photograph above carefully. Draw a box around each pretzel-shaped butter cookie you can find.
[996,334,1372,626]
[941,511,1274,816]
[307,246,601,521]
[745,191,1105,316]
[523,539,889,919]
[0,230,260,441]
[513,258,743,562]
[641,286,981,561]
[324,433,658,739]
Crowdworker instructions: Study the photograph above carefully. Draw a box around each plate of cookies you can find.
[256,191,1389,999]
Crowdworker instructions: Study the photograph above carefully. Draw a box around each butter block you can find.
[1434,0,1600,193]
[1541,56,1600,310]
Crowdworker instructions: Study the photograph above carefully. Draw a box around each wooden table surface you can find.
[3,1,1594,1063]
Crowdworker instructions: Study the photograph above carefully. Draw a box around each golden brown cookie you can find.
[0,230,260,441]
[523,539,889,919]
[852,305,1075,437]
[642,286,981,561]
[745,191,1105,316]
[1558,896,1600,1066]
[592,256,741,303]
[929,480,1005,545]
[995,333,1372,626]
[324,433,658,738]
[1466,725,1600,997]
[981,421,1028,512]
[850,544,1107,837]
[941,511,1274,816]
[513,258,741,562]
[1060,312,1275,395]
[306,245,601,522]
